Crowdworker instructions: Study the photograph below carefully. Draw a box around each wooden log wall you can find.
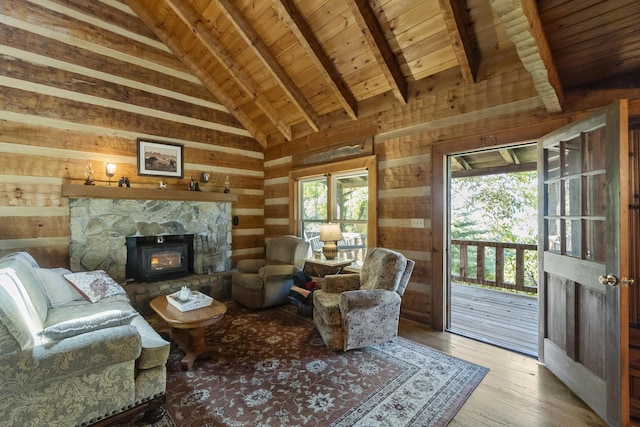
[266,68,640,326]
[3,0,640,327]
[0,0,264,268]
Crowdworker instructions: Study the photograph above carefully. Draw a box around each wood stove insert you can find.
[126,234,194,283]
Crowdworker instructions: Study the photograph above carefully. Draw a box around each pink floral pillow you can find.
[64,270,127,303]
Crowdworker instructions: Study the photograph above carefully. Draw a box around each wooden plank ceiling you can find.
[124,0,640,148]
[450,143,537,177]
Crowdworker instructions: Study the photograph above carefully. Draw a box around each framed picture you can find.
[137,139,184,178]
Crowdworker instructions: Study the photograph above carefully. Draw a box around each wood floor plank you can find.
[397,318,607,426]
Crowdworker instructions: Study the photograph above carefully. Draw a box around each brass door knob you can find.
[598,274,618,287]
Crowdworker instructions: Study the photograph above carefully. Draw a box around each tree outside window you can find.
[298,172,369,263]
[450,171,538,290]
[291,156,377,265]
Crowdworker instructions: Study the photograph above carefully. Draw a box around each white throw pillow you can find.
[40,310,137,340]
[64,270,127,303]
[35,268,83,307]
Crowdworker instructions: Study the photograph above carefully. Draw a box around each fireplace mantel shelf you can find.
[62,184,238,202]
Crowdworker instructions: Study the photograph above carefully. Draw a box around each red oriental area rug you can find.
[144,300,488,426]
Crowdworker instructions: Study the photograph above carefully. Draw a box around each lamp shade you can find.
[319,223,343,242]
[319,223,342,260]
[105,163,116,177]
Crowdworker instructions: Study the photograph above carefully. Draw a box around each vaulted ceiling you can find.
[124,0,640,148]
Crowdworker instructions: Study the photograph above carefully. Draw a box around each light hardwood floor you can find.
[397,318,607,426]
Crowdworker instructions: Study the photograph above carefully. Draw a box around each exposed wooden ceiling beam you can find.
[489,0,563,113]
[165,0,292,141]
[452,162,536,178]
[439,0,479,84]
[124,0,267,147]
[346,0,408,104]
[274,0,358,120]
[451,156,471,170]
[498,148,519,164]
[214,0,321,132]
[511,148,521,164]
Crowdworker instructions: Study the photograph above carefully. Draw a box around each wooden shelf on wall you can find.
[61,184,238,202]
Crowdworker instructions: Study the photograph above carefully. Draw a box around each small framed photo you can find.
[137,139,184,178]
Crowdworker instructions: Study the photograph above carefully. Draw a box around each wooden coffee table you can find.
[150,295,227,371]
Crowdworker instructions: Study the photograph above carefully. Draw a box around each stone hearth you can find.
[126,274,232,314]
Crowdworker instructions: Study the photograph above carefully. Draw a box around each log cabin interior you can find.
[2,0,640,424]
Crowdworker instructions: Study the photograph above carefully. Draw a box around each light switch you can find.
[410,218,424,228]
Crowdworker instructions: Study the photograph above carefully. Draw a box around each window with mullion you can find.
[291,156,377,265]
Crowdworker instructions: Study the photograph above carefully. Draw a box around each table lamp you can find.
[319,222,343,260]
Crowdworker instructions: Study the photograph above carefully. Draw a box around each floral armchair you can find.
[232,235,310,309]
[313,248,415,351]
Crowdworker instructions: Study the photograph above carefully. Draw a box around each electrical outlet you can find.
[410,218,424,228]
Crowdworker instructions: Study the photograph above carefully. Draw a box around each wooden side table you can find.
[303,257,353,277]
[150,295,227,371]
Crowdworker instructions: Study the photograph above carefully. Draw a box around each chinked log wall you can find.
[0,0,264,268]
[264,76,551,324]
[3,1,640,327]
[264,77,640,326]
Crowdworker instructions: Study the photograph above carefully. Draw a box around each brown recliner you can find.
[232,235,310,309]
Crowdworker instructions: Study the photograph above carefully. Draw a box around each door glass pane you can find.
[564,178,582,216]
[563,136,582,176]
[585,173,606,216]
[546,147,561,179]
[565,219,582,258]
[583,128,606,172]
[584,219,606,262]
[547,219,561,252]
[546,181,561,216]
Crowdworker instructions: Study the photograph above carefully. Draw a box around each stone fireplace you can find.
[65,186,234,284]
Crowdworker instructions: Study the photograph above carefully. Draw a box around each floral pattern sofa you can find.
[0,252,170,426]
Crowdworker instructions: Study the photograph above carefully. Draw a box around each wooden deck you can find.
[449,282,538,357]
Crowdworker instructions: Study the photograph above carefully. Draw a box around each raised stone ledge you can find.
[126,274,232,314]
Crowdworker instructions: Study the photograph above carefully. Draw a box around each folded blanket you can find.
[288,285,314,318]
[289,285,311,301]
[306,279,322,290]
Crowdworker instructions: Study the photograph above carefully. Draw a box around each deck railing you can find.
[451,239,538,294]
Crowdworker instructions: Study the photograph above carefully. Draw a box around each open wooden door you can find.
[538,100,630,426]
